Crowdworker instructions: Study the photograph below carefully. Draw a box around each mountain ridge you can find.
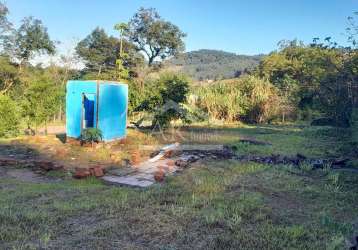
[165,49,264,81]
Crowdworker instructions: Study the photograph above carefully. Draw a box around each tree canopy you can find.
[5,16,55,64]
[76,27,144,78]
[76,27,120,74]
[257,39,357,126]
[0,2,12,45]
[125,7,186,65]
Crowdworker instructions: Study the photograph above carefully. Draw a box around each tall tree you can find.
[5,16,55,66]
[114,22,128,59]
[76,27,120,75]
[0,2,12,46]
[347,11,358,48]
[76,27,143,78]
[22,76,62,132]
[0,55,18,94]
[114,23,130,80]
[125,7,186,66]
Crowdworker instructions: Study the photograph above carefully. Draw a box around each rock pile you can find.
[236,154,350,168]
[174,146,236,168]
[73,166,104,179]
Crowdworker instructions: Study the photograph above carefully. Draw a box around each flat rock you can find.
[106,167,137,176]
[141,167,159,174]
[102,175,154,187]
[132,172,155,181]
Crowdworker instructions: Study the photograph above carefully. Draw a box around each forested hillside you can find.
[166,49,263,80]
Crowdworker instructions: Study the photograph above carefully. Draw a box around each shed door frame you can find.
[81,92,97,133]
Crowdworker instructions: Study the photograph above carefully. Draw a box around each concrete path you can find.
[102,158,179,187]
[102,143,181,188]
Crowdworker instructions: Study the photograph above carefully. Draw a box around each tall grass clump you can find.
[192,75,281,123]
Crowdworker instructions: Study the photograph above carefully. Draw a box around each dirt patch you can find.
[265,191,307,224]
[2,167,61,183]
[228,181,307,224]
[46,214,118,249]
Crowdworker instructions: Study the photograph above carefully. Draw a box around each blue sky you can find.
[5,0,358,55]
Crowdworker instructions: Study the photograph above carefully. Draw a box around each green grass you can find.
[1,124,357,249]
[168,124,348,158]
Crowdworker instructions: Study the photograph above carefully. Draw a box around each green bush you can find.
[0,94,21,137]
[80,128,103,146]
[136,72,190,127]
[22,80,63,130]
[128,80,145,115]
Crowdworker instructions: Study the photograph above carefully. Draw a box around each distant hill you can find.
[165,49,264,81]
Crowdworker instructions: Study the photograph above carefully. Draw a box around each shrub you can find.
[0,94,21,137]
[22,81,63,130]
[80,128,103,147]
[137,72,190,127]
[128,79,146,115]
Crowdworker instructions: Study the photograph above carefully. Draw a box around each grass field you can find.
[0,124,357,249]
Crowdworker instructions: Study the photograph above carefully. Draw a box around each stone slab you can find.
[106,167,137,176]
[132,173,155,181]
[102,175,154,187]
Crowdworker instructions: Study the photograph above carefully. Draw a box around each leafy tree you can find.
[137,72,190,126]
[128,79,145,115]
[41,64,77,120]
[0,2,12,46]
[5,16,55,65]
[22,79,62,132]
[76,27,143,78]
[346,11,358,48]
[76,27,120,75]
[0,55,19,94]
[0,94,20,137]
[256,38,357,126]
[114,23,130,80]
[258,41,340,117]
[152,73,190,127]
[125,7,186,66]
[317,50,358,127]
[114,22,128,58]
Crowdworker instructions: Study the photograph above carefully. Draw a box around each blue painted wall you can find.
[66,80,128,141]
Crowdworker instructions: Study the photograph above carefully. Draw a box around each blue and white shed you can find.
[66,80,128,141]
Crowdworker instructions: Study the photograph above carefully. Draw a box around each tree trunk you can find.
[58,104,63,121]
[148,56,154,66]
[97,65,102,77]
[45,120,48,135]
[282,112,285,123]
[120,37,123,58]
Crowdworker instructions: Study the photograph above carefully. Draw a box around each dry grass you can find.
[0,129,160,171]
